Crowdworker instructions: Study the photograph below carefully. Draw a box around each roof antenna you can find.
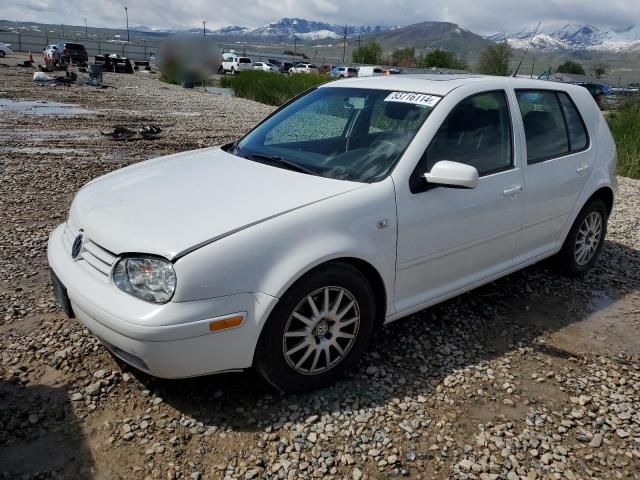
[512,21,542,77]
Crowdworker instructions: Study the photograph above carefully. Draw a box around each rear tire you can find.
[555,199,608,277]
[255,263,376,393]
[0,51,5,58]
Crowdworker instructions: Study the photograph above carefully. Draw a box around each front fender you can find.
[172,178,398,319]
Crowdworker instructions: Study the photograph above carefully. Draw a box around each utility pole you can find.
[61,24,65,38]
[124,6,129,42]
[342,25,347,64]
[357,35,361,63]
[203,20,206,37]
[83,18,88,38]
[530,57,536,78]
[294,37,297,57]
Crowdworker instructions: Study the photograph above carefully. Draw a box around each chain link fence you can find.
[0,31,157,61]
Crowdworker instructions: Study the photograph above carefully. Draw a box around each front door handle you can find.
[503,185,522,197]
[576,164,590,175]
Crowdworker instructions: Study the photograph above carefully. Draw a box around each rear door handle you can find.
[576,164,590,174]
[503,185,522,197]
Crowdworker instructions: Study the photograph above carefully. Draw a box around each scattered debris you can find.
[32,71,52,82]
[101,126,136,141]
[139,125,162,140]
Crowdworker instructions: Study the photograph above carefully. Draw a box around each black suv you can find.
[57,42,89,66]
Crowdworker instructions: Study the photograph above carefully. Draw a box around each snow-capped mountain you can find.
[211,17,389,40]
[488,24,640,52]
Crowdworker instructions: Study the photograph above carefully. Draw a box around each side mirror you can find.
[423,160,479,189]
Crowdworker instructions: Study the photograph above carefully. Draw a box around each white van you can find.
[357,66,384,77]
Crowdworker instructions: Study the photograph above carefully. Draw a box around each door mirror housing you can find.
[423,161,479,189]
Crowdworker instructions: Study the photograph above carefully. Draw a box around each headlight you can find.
[113,256,176,303]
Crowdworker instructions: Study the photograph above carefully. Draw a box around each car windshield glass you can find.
[234,87,439,183]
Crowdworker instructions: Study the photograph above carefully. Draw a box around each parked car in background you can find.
[268,58,283,68]
[45,42,88,66]
[253,62,278,72]
[331,66,358,78]
[0,42,14,58]
[278,62,293,74]
[357,66,384,77]
[49,75,615,393]
[318,64,333,75]
[579,82,609,109]
[221,56,253,74]
[289,63,319,75]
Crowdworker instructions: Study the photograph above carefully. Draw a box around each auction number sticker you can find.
[384,92,440,107]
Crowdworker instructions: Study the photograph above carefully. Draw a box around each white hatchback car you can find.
[48,75,616,392]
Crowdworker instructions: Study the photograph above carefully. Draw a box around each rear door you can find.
[513,89,593,263]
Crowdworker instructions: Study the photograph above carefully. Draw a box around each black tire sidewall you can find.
[559,199,608,276]
[255,263,376,393]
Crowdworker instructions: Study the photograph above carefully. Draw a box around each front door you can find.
[394,90,525,314]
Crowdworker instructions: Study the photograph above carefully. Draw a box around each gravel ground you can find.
[1,54,639,480]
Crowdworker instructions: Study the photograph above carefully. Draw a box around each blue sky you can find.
[4,0,640,34]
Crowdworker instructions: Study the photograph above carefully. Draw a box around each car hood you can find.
[69,147,364,260]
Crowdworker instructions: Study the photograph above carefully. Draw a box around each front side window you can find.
[516,90,571,163]
[235,87,439,183]
[411,91,513,191]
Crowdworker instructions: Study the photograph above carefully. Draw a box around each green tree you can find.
[352,42,383,64]
[477,42,512,76]
[557,60,586,75]
[389,47,416,66]
[418,49,468,70]
[593,63,607,79]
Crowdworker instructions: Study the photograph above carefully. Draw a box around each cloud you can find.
[3,0,640,34]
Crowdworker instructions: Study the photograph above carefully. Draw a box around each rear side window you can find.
[415,91,513,181]
[516,90,589,164]
[558,93,589,151]
[516,91,568,163]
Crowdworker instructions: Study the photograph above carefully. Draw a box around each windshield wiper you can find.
[246,153,317,176]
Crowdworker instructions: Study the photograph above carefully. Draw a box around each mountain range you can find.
[208,17,640,54]
[488,24,640,53]
[211,17,392,41]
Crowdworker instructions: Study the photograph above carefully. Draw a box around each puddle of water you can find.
[0,98,92,116]
[548,292,640,355]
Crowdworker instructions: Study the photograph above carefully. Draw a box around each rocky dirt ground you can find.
[0,54,639,480]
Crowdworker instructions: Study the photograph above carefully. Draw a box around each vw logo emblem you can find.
[71,233,85,259]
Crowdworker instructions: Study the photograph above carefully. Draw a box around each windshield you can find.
[234,87,439,183]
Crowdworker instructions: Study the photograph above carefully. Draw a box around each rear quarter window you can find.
[557,93,589,151]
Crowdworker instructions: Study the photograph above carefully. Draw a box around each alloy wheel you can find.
[574,211,603,266]
[282,286,360,375]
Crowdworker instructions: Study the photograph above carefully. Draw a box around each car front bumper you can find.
[47,224,278,378]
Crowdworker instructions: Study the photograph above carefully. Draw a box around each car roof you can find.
[320,74,586,97]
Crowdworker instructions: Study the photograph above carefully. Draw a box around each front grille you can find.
[63,223,118,280]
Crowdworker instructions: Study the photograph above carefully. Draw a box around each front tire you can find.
[556,199,608,277]
[0,51,5,58]
[255,263,376,393]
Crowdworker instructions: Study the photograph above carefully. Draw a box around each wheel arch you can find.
[267,256,388,330]
[588,186,614,216]
[560,185,615,248]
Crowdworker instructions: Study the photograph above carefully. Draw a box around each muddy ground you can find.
[1,54,639,480]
